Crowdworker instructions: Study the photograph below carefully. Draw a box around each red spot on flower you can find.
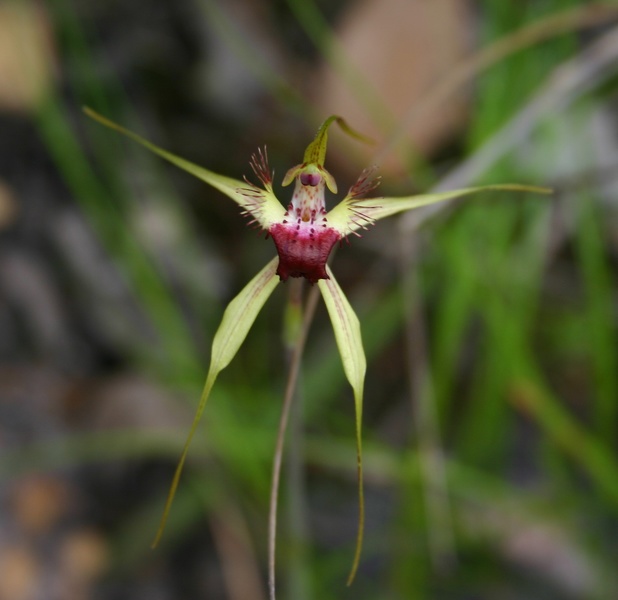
[270,222,340,284]
[300,172,321,186]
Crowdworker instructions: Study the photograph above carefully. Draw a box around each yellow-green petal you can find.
[317,266,366,585]
[327,184,552,236]
[83,107,285,228]
[152,257,280,547]
[303,115,371,166]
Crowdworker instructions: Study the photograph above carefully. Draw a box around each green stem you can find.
[283,279,312,599]
[268,284,320,600]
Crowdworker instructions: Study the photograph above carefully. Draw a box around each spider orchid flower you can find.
[84,107,550,584]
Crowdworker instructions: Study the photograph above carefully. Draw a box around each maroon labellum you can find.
[270,222,340,283]
[268,162,344,283]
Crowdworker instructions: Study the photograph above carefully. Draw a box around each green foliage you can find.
[6,0,618,598]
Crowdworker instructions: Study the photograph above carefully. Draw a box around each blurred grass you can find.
[4,0,618,598]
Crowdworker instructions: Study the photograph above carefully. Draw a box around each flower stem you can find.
[268,283,321,600]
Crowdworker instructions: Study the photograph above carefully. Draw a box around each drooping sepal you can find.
[152,257,280,547]
[318,266,366,585]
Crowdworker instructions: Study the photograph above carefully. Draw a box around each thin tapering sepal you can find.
[151,371,216,548]
[328,184,552,236]
[346,390,365,586]
[318,267,366,584]
[303,115,374,166]
[152,257,280,547]
[83,107,284,228]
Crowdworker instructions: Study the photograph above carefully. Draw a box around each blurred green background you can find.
[1,1,618,598]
